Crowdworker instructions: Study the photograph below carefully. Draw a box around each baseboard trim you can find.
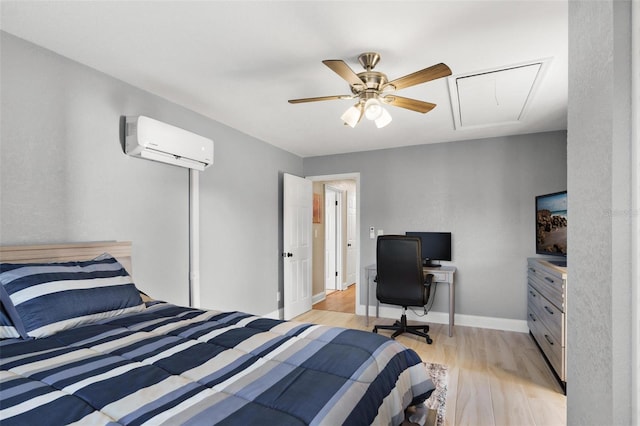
[356,305,529,333]
[266,304,528,334]
[263,308,283,320]
[312,292,326,305]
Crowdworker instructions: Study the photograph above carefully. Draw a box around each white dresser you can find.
[527,257,567,391]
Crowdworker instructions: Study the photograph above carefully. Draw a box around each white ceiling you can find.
[0,1,568,158]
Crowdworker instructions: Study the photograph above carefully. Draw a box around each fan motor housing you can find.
[353,71,388,93]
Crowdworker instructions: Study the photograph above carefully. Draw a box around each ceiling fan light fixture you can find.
[375,108,392,128]
[364,98,383,120]
[341,104,363,128]
[290,52,451,129]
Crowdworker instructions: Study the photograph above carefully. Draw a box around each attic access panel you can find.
[449,61,547,129]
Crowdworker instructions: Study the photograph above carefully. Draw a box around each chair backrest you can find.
[376,235,429,307]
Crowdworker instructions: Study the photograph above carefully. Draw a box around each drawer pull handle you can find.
[544,306,554,315]
[544,277,555,284]
[529,313,537,322]
[544,334,554,345]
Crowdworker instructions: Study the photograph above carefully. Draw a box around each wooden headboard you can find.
[0,241,133,275]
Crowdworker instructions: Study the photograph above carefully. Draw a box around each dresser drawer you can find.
[527,263,565,311]
[529,311,564,379]
[528,285,564,346]
[429,271,449,282]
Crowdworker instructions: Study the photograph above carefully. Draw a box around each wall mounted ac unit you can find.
[125,116,214,171]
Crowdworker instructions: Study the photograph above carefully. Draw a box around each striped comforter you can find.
[0,302,433,425]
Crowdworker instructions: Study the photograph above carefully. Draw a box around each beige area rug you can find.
[405,362,448,426]
[425,362,448,426]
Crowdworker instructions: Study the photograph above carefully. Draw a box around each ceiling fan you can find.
[288,52,452,128]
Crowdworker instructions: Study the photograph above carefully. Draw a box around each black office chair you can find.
[372,235,434,344]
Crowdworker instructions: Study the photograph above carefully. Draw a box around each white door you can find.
[283,173,312,320]
[324,187,337,291]
[346,189,357,285]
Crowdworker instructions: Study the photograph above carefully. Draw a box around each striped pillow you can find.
[0,303,20,339]
[0,255,145,338]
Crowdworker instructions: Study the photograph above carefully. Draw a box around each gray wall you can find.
[304,131,567,321]
[199,125,301,314]
[0,32,303,315]
[567,1,634,425]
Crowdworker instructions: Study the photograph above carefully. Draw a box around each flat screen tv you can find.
[405,231,452,267]
[535,191,567,257]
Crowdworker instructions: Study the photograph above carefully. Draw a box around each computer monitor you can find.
[405,231,452,267]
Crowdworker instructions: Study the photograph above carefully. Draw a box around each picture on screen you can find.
[536,191,567,256]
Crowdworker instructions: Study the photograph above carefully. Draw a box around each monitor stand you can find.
[423,260,442,268]
[548,259,567,268]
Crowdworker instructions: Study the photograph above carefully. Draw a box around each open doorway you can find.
[307,173,360,314]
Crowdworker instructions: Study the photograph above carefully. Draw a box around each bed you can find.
[0,242,435,425]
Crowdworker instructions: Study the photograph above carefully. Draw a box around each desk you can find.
[364,264,456,337]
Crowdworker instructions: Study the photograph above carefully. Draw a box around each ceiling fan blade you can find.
[386,63,452,91]
[288,95,351,104]
[383,95,437,113]
[322,60,365,88]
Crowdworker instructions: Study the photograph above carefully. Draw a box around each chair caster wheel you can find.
[426,337,433,344]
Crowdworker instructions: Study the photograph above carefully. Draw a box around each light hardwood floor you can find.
[295,309,566,426]
[312,284,355,313]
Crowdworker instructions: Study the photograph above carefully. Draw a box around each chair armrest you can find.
[424,273,434,286]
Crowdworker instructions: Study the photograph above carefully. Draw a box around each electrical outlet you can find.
[369,226,375,239]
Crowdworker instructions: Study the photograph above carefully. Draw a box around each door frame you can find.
[631,2,639,421]
[345,188,357,287]
[307,173,361,312]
